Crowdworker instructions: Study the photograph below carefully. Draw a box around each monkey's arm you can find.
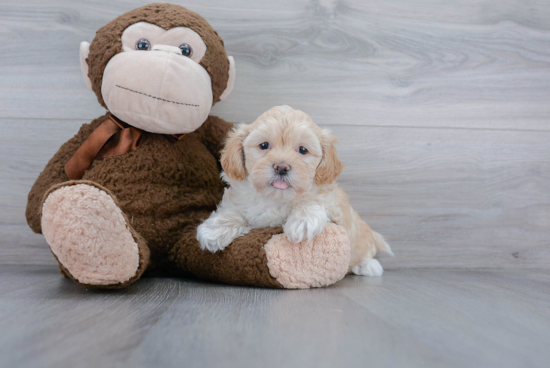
[26,114,108,233]
[170,223,351,289]
[194,115,234,161]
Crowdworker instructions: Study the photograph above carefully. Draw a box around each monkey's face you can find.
[100,22,214,134]
[80,5,236,135]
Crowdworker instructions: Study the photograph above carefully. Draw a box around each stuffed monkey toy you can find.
[26,3,351,289]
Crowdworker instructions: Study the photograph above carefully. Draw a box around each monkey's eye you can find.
[179,43,193,57]
[298,146,308,155]
[259,142,270,150]
[136,39,151,51]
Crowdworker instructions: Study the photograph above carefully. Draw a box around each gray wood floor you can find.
[1,1,549,367]
[1,266,549,368]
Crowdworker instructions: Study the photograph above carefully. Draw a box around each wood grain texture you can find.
[0,266,549,368]
[0,0,549,130]
[1,0,550,269]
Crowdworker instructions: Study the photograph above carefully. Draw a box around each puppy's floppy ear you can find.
[315,129,344,185]
[221,124,249,181]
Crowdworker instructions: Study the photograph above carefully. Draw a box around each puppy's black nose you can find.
[273,163,291,176]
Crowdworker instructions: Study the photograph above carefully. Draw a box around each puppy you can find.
[197,105,393,276]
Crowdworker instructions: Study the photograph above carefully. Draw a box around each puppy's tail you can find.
[373,231,394,257]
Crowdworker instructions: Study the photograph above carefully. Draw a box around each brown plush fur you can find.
[169,226,285,288]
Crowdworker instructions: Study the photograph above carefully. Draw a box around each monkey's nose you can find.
[152,44,183,55]
[273,163,291,176]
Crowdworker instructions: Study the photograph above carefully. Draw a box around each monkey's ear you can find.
[219,56,236,101]
[79,41,92,90]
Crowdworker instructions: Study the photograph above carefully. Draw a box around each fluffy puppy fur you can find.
[197,105,393,276]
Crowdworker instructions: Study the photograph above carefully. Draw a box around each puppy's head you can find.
[221,105,343,198]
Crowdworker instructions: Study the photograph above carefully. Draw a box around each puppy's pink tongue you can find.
[272,181,289,189]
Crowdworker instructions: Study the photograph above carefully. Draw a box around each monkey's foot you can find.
[264,223,351,289]
[41,182,149,288]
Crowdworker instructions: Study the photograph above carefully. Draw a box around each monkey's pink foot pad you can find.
[265,223,351,289]
[42,183,140,285]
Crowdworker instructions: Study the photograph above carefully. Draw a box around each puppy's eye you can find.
[179,43,193,57]
[259,142,270,150]
[298,146,308,155]
[136,39,151,51]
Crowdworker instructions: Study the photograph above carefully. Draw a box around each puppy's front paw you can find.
[283,205,329,243]
[197,221,237,253]
[351,258,383,276]
[197,217,251,253]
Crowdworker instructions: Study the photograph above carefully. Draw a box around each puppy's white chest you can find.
[245,204,290,228]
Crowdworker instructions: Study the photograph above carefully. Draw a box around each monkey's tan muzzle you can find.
[101,46,213,135]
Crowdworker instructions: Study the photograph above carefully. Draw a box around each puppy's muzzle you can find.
[273,163,291,176]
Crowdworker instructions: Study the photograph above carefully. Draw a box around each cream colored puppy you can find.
[197,105,393,276]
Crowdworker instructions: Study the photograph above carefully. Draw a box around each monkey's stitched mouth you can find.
[116,85,199,107]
